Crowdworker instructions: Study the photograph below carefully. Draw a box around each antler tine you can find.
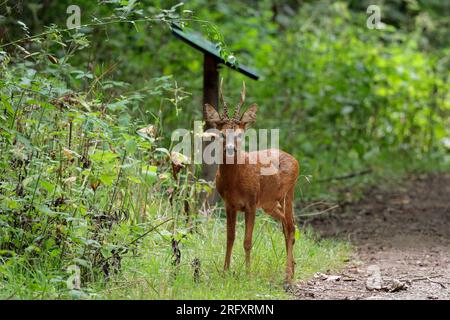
[233,81,246,121]
[219,78,229,119]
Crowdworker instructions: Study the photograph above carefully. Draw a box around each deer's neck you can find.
[218,152,248,177]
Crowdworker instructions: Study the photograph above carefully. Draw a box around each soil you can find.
[293,173,450,300]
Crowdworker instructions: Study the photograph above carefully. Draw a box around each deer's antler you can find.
[232,81,246,121]
[219,78,229,120]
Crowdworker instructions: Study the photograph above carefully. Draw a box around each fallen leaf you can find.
[313,272,341,281]
[63,176,77,184]
[387,279,409,292]
[47,54,59,64]
[137,125,157,137]
[170,151,189,167]
[314,272,328,280]
[63,148,74,160]
[325,275,341,282]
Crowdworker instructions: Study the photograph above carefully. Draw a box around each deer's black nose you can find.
[225,144,235,156]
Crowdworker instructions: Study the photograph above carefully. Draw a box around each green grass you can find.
[96,213,350,300]
[0,211,349,300]
[2,150,447,300]
[0,213,349,300]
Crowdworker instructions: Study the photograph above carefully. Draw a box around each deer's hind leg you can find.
[282,187,296,282]
[262,199,295,283]
[262,201,285,221]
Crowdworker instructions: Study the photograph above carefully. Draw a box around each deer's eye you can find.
[237,132,243,139]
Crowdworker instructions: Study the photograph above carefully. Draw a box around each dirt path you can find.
[294,173,450,300]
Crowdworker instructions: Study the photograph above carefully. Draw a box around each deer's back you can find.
[255,149,299,208]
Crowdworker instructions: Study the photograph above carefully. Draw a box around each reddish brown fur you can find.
[204,83,299,283]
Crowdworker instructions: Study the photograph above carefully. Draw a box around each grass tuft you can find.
[99,213,350,300]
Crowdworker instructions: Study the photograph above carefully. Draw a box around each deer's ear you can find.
[204,104,221,126]
[240,104,257,127]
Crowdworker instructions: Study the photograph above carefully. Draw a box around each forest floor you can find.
[293,173,450,300]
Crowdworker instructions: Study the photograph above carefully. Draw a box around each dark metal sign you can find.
[171,24,259,80]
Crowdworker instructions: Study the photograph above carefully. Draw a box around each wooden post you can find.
[202,54,220,205]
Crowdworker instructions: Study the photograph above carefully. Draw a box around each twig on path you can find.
[298,205,340,217]
[341,273,361,281]
[427,277,448,289]
[401,274,443,282]
[316,169,372,183]
[299,201,334,212]
[298,287,364,294]
[398,274,450,288]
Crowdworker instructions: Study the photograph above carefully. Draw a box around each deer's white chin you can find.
[225,144,235,156]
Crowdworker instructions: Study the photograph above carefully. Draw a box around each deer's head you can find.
[204,80,257,158]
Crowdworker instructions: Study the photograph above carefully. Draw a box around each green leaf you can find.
[125,139,137,155]
[295,227,301,241]
[72,258,92,269]
[100,248,112,258]
[99,173,116,186]
[6,199,19,210]
[25,245,41,253]
[91,151,118,162]
[2,99,13,114]
[49,249,61,258]
[155,147,170,156]
[39,180,55,194]
[141,165,157,186]
[127,176,141,184]
[36,204,53,215]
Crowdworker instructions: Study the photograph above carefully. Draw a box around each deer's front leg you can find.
[244,205,256,271]
[224,205,237,271]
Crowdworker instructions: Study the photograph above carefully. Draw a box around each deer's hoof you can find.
[283,282,293,292]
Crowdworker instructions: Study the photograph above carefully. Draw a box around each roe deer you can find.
[204,80,299,284]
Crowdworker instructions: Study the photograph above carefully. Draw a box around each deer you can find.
[204,80,299,285]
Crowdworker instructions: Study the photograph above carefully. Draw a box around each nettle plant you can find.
[0,17,209,296]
